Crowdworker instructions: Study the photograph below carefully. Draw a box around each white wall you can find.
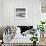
[0,0,3,26]
[1,0,41,26]
[32,0,41,27]
[2,0,14,26]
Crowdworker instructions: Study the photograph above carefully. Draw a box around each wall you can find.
[0,0,3,26]
[1,0,41,27]
[14,0,41,27]
[2,0,14,26]
[32,0,41,27]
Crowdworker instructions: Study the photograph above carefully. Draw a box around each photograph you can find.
[16,8,27,19]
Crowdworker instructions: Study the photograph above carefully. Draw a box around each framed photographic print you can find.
[15,8,27,19]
